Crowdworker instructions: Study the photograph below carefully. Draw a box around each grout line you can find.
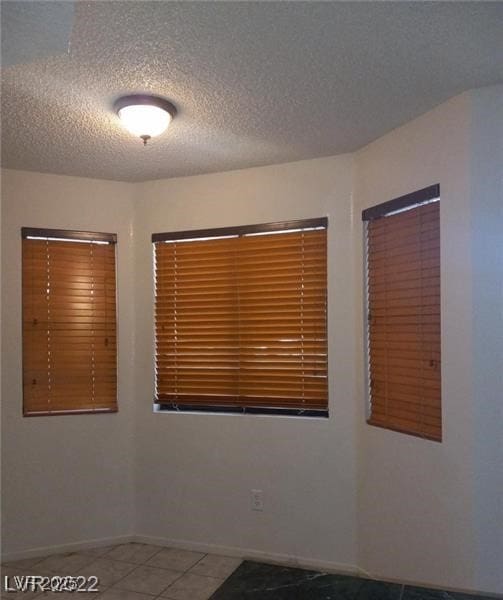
[186,553,208,573]
[107,547,203,597]
[159,553,209,596]
[107,579,161,595]
[147,545,168,563]
[92,543,173,569]
[94,557,156,567]
[398,584,405,600]
[83,550,150,595]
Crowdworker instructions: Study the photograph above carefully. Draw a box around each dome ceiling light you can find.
[114,94,177,145]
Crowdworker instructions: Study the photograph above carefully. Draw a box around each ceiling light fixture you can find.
[114,94,177,145]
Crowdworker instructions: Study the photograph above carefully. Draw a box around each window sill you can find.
[154,403,328,419]
[23,408,118,417]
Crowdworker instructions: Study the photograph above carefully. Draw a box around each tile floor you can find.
[1,543,242,600]
[1,545,496,600]
[211,561,496,600]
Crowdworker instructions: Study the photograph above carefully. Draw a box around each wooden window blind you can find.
[153,218,328,415]
[363,185,441,441]
[22,228,117,416]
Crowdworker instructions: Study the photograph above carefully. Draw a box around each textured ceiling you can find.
[1,1,75,68]
[1,1,502,182]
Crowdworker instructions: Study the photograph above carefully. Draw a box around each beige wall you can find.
[354,90,502,595]
[1,170,136,554]
[133,155,359,570]
[470,85,503,593]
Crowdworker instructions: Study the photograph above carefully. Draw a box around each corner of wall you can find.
[353,91,480,592]
[469,84,503,594]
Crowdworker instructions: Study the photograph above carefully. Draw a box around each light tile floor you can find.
[1,543,242,600]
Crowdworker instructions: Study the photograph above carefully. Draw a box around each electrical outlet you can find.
[251,489,264,511]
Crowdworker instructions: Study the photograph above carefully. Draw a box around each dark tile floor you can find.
[209,561,495,600]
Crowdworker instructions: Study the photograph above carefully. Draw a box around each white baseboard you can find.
[356,565,374,579]
[1,534,135,563]
[133,534,359,576]
[2,532,358,576]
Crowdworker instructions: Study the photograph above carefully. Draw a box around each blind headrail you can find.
[22,227,117,244]
[361,185,440,222]
[152,217,328,243]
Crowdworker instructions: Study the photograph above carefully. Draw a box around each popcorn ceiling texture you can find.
[1,1,502,182]
[1,1,75,68]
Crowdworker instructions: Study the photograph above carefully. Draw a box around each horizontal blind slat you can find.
[22,236,117,415]
[366,201,441,441]
[154,227,327,408]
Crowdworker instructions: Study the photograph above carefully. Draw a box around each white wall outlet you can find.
[251,489,264,511]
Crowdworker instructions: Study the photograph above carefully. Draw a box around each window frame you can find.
[152,217,329,418]
[21,227,118,417]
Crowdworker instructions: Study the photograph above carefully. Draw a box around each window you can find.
[153,218,328,416]
[362,185,441,441]
[22,228,117,416]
